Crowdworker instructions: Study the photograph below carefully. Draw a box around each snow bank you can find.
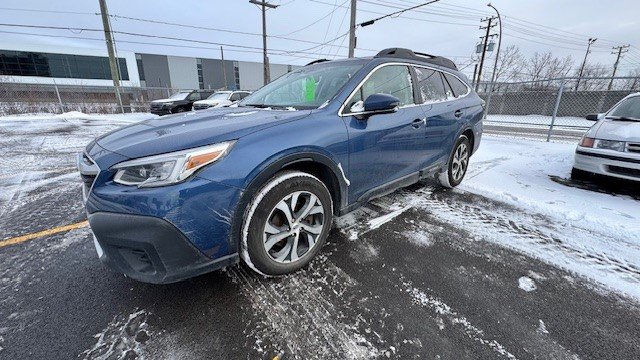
[0,111,157,123]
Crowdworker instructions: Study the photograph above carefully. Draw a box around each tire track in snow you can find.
[359,185,640,301]
[422,189,640,283]
[227,258,378,359]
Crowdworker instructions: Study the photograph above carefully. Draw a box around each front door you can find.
[343,65,429,202]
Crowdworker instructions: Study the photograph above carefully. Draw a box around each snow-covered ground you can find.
[0,112,156,212]
[462,136,638,240]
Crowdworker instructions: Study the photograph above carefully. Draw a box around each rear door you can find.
[413,67,465,163]
[344,64,430,201]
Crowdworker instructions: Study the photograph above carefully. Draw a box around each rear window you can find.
[414,67,447,102]
[443,73,469,98]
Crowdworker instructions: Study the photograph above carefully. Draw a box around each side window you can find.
[230,92,241,101]
[188,92,200,101]
[443,73,469,98]
[347,65,414,110]
[414,67,448,103]
[239,92,250,99]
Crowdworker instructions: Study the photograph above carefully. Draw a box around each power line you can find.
[0,30,327,60]
[0,23,352,58]
[276,0,348,36]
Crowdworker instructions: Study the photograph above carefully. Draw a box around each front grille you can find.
[627,143,640,153]
[608,165,640,179]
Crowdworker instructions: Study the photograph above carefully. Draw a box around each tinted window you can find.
[0,50,129,80]
[414,67,448,102]
[230,92,242,101]
[443,73,469,98]
[348,65,414,109]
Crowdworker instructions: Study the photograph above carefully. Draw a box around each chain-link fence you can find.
[479,76,640,142]
[0,82,186,115]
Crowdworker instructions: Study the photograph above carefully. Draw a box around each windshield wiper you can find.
[605,115,640,121]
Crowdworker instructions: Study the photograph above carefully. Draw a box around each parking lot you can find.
[0,113,638,359]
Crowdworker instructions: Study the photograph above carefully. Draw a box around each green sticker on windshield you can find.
[304,77,316,102]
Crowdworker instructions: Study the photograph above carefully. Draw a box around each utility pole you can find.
[220,46,228,90]
[575,37,597,91]
[608,44,629,90]
[98,0,124,113]
[475,16,497,92]
[249,0,278,85]
[348,0,357,58]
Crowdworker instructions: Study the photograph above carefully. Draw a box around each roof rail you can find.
[305,59,330,66]
[374,48,457,70]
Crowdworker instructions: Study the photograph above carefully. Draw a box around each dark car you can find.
[79,48,483,284]
[150,90,214,115]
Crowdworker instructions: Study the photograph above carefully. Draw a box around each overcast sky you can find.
[2,0,640,78]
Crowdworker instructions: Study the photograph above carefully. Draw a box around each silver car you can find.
[573,92,640,182]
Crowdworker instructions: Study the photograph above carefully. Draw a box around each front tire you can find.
[241,171,333,276]
[439,135,471,188]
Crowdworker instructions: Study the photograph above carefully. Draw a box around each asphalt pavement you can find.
[0,116,638,359]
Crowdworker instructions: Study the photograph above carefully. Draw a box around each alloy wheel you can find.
[262,191,325,263]
[451,142,469,182]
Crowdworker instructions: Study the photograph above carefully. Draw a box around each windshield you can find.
[168,92,190,100]
[239,61,364,109]
[607,95,640,120]
[207,92,231,101]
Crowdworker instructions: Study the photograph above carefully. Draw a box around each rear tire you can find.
[438,135,471,188]
[241,171,333,276]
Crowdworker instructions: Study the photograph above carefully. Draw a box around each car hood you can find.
[194,99,229,105]
[94,107,311,160]
[594,119,640,142]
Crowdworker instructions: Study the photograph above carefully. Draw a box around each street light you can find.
[483,2,502,120]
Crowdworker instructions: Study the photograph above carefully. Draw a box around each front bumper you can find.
[574,148,640,181]
[89,212,238,284]
[150,107,171,115]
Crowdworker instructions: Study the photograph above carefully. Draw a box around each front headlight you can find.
[112,141,235,187]
[595,139,626,152]
[162,102,174,107]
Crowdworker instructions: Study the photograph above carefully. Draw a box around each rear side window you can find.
[443,73,469,98]
[348,65,414,108]
[414,67,448,102]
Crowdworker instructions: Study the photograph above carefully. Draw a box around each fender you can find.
[225,148,349,254]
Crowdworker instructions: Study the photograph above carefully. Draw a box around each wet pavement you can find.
[0,114,639,359]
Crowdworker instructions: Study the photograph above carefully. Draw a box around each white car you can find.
[192,90,251,110]
[572,92,640,182]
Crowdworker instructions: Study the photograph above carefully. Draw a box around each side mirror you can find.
[585,114,599,121]
[364,93,400,113]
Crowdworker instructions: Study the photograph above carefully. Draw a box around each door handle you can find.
[454,110,463,118]
[411,118,427,128]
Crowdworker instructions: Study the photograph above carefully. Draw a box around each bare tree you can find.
[524,51,574,88]
[576,63,609,91]
[623,68,640,91]
[492,45,525,85]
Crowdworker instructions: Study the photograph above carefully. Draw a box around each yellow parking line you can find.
[0,220,89,249]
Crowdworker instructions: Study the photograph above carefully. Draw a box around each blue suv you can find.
[78,48,483,283]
